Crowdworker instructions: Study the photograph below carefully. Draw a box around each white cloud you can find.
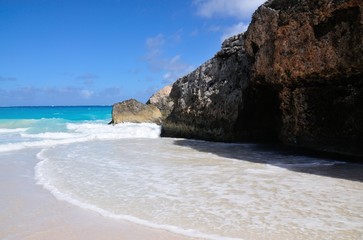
[221,22,249,41]
[193,0,266,42]
[80,89,94,99]
[0,86,127,106]
[162,55,195,83]
[194,0,266,19]
[146,34,165,49]
[145,34,165,60]
[143,33,194,83]
[0,86,83,106]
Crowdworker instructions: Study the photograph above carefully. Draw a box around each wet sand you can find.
[0,149,200,240]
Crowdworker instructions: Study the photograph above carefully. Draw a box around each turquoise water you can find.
[0,106,112,134]
[0,105,160,151]
[0,106,112,121]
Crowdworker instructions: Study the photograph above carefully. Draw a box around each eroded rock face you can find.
[146,85,174,118]
[244,0,363,156]
[111,99,162,124]
[162,34,252,141]
[245,0,363,85]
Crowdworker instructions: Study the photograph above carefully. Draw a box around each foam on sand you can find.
[34,138,363,240]
[0,149,197,240]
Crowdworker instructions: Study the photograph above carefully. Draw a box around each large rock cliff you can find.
[159,0,363,157]
[161,34,253,141]
[244,0,363,156]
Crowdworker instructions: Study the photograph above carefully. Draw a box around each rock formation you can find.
[159,0,363,157]
[244,0,363,156]
[161,34,251,141]
[146,85,174,118]
[110,99,162,124]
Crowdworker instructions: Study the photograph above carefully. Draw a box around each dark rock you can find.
[162,33,252,141]
[244,0,363,156]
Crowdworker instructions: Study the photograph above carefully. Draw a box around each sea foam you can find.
[34,138,363,240]
[0,122,161,152]
[35,140,248,240]
[0,128,29,133]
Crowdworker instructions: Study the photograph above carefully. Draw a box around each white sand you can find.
[0,149,200,240]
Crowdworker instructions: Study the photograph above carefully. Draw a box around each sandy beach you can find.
[0,149,199,240]
[1,137,363,240]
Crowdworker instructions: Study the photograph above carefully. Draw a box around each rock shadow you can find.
[172,139,363,182]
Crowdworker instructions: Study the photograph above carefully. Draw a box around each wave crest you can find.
[0,122,161,152]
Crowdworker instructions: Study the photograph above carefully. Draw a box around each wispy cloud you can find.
[80,89,94,99]
[0,86,125,106]
[0,86,81,106]
[0,76,17,82]
[221,22,249,41]
[143,33,194,83]
[145,34,165,60]
[169,29,183,45]
[76,73,99,85]
[193,0,265,41]
[161,55,195,83]
[99,87,123,98]
[193,0,266,19]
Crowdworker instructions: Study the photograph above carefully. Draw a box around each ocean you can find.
[1,106,363,240]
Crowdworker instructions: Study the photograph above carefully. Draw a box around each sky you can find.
[0,0,265,106]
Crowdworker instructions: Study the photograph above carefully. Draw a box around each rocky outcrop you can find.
[244,0,363,156]
[110,99,162,124]
[146,85,174,118]
[160,0,363,157]
[162,34,252,141]
[245,0,363,86]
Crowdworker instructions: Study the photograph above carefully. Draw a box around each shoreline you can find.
[0,148,200,240]
[1,140,363,240]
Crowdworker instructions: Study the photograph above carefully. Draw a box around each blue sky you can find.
[0,0,265,106]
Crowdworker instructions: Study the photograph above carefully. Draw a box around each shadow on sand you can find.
[172,139,363,183]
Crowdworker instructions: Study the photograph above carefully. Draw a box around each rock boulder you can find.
[110,99,162,124]
[146,85,174,118]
